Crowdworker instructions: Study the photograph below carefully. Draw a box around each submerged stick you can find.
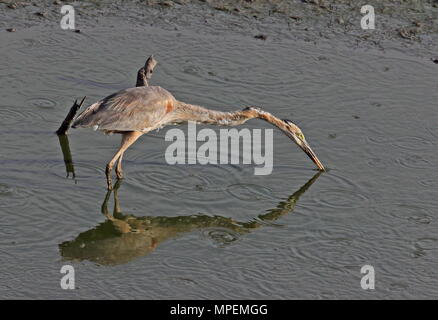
[55,96,86,179]
[57,134,76,179]
[136,55,158,87]
[56,96,86,135]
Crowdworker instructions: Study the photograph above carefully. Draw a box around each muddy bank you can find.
[1,0,437,57]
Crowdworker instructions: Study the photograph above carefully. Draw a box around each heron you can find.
[72,86,325,190]
[59,172,322,265]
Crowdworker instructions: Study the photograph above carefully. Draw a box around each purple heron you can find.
[72,86,325,189]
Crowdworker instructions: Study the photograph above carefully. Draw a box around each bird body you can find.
[73,86,176,133]
[72,85,325,190]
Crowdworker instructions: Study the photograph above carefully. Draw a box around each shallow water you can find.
[1,17,437,299]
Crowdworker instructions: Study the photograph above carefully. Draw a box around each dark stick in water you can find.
[136,55,158,87]
[57,134,76,179]
[55,96,86,135]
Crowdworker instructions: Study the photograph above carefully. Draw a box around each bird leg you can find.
[116,153,124,179]
[106,152,121,190]
[106,131,143,190]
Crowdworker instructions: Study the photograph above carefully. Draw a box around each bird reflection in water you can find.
[59,172,322,265]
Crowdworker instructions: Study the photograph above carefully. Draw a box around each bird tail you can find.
[71,102,101,128]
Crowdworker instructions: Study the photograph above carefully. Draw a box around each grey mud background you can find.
[0,0,437,299]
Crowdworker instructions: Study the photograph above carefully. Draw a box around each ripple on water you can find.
[367,135,435,152]
[231,250,299,279]
[314,226,358,247]
[183,65,203,76]
[388,282,409,292]
[128,164,210,193]
[395,154,432,170]
[419,179,438,189]
[15,38,42,55]
[73,65,129,87]
[26,97,57,109]
[366,157,390,168]
[414,238,438,251]
[225,183,275,201]
[426,125,438,140]
[201,228,241,248]
[157,277,200,292]
[0,183,32,209]
[164,54,234,86]
[366,135,389,145]
[0,107,45,125]
[162,47,298,95]
[161,256,209,276]
[44,160,105,180]
[128,160,245,204]
[315,189,369,209]
[374,203,434,225]
[311,171,370,210]
[392,136,435,151]
[289,241,373,269]
[17,32,86,62]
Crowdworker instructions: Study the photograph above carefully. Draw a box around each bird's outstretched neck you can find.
[172,102,326,171]
[173,102,284,130]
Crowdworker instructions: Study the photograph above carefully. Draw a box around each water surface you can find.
[0,16,437,299]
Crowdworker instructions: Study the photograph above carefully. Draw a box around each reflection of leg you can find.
[106,131,143,190]
[111,181,130,233]
[101,187,112,218]
[101,179,122,220]
[113,179,122,217]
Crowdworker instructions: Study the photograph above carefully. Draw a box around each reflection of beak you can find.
[300,141,325,171]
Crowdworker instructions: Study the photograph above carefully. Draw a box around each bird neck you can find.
[173,102,285,129]
[173,101,250,125]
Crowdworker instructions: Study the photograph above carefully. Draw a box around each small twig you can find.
[56,96,86,135]
[136,55,158,87]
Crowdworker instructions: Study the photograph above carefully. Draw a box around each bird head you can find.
[281,119,325,171]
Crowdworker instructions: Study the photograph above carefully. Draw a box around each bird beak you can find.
[282,129,325,171]
[299,140,325,171]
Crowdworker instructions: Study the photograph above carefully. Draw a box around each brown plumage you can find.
[72,86,325,190]
[73,87,175,132]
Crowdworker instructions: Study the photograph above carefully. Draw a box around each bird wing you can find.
[72,86,176,132]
